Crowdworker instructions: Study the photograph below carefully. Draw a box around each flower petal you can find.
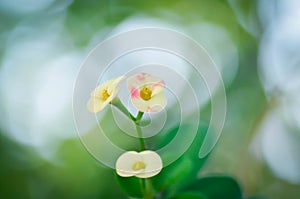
[92,76,125,98]
[131,97,148,112]
[127,73,150,87]
[151,80,165,96]
[131,92,167,112]
[116,151,142,177]
[135,151,163,178]
[108,87,120,101]
[147,92,167,112]
[127,73,166,112]
[107,76,125,94]
[87,76,125,113]
[87,98,109,113]
[127,73,164,94]
[92,79,113,98]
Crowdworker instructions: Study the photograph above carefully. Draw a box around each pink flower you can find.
[127,73,167,112]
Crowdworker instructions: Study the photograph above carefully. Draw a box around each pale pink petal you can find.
[146,92,167,112]
[127,73,161,91]
[127,73,167,113]
[131,92,167,113]
[130,87,140,99]
[151,80,165,96]
[136,73,148,82]
[127,74,141,91]
[131,97,149,112]
[143,74,162,84]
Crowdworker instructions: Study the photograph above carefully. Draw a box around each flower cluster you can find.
[87,73,166,178]
[87,73,166,113]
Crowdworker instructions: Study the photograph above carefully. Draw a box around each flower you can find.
[116,150,163,178]
[127,73,167,112]
[87,76,125,113]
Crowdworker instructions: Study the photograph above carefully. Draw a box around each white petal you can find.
[87,98,108,113]
[107,87,120,102]
[132,92,167,112]
[127,73,149,87]
[127,73,164,94]
[147,92,167,112]
[116,151,142,177]
[149,79,164,96]
[127,73,166,112]
[135,150,163,178]
[131,97,148,112]
[87,76,124,113]
[92,76,125,98]
[91,85,106,98]
[143,73,162,86]
[107,76,125,94]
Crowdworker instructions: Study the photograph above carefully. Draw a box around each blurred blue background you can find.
[0,0,300,198]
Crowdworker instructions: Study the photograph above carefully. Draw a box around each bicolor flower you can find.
[116,150,163,178]
[87,76,125,113]
[127,73,167,112]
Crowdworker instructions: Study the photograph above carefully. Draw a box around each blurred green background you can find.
[1,0,300,198]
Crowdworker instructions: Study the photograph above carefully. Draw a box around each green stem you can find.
[111,100,152,197]
[139,178,146,198]
[135,111,146,150]
[135,123,146,150]
[144,178,154,199]
[135,111,144,122]
[112,98,146,150]
[111,97,135,120]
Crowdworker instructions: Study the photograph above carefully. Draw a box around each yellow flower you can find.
[87,76,125,113]
[127,73,167,112]
[116,150,163,178]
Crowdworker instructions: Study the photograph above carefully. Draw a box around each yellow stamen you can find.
[101,89,110,100]
[140,86,152,101]
[132,161,146,171]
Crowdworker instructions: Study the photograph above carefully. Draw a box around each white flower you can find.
[127,73,167,112]
[116,150,163,178]
[87,76,125,113]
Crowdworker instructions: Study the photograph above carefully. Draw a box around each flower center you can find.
[101,89,110,100]
[132,161,146,171]
[140,86,152,101]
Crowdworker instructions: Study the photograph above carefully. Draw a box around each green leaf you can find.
[115,173,142,198]
[151,122,210,197]
[151,156,193,193]
[185,176,242,199]
[171,192,207,199]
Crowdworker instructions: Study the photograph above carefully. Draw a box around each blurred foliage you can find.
[183,176,242,199]
[0,131,125,198]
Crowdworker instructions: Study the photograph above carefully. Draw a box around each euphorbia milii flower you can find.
[87,76,125,113]
[116,150,163,178]
[127,73,167,112]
